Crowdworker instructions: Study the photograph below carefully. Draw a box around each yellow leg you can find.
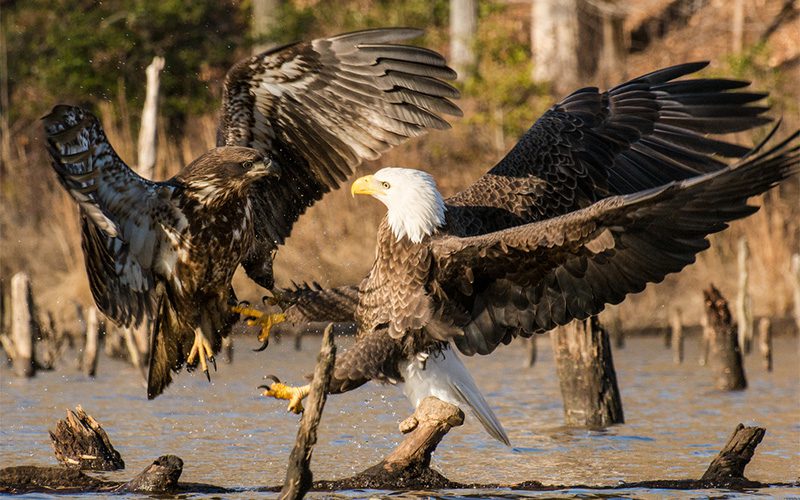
[259,377,310,414]
[231,305,286,351]
[186,329,215,381]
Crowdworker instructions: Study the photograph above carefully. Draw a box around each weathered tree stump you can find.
[82,307,99,377]
[280,323,335,500]
[314,397,464,490]
[757,317,772,372]
[701,424,765,482]
[702,285,747,391]
[669,307,684,364]
[524,336,537,367]
[49,406,124,471]
[551,316,624,428]
[11,272,36,377]
[735,238,753,354]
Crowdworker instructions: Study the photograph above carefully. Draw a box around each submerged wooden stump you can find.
[551,316,624,428]
[701,424,765,482]
[49,406,124,471]
[702,285,747,391]
[11,272,36,378]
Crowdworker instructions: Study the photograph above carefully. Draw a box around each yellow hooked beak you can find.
[350,175,385,197]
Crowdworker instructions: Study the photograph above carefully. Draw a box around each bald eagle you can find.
[261,63,799,445]
[43,28,461,399]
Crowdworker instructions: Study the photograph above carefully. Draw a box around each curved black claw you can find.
[210,356,217,372]
[253,338,269,352]
[258,374,281,390]
[204,369,211,383]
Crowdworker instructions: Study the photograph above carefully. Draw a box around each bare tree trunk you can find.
[83,307,100,377]
[731,0,745,54]
[670,307,684,364]
[551,317,624,428]
[252,0,282,54]
[524,336,537,367]
[450,0,477,81]
[699,313,711,366]
[757,317,772,372]
[137,56,164,180]
[595,1,627,86]
[280,324,335,500]
[0,21,10,170]
[791,254,800,334]
[735,238,753,354]
[703,285,747,391]
[11,272,36,378]
[531,0,580,92]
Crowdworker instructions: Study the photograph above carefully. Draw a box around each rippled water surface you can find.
[1,333,798,498]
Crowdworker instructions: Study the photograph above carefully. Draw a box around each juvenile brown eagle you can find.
[260,63,799,445]
[43,28,461,399]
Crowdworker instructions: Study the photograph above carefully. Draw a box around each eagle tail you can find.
[401,344,510,446]
[147,293,182,399]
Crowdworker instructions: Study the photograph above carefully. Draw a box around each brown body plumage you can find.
[271,63,799,443]
[43,28,461,399]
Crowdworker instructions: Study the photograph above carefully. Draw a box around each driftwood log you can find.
[313,397,465,490]
[49,406,124,470]
[551,316,624,428]
[0,455,215,494]
[279,323,336,500]
[702,285,747,391]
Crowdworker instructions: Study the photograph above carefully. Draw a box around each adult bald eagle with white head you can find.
[260,62,799,445]
[43,28,461,399]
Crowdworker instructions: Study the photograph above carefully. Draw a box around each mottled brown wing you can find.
[277,282,359,324]
[43,105,179,327]
[432,129,799,355]
[444,62,771,236]
[218,28,461,288]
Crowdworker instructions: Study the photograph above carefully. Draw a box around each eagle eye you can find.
[381,181,391,189]
[242,160,254,169]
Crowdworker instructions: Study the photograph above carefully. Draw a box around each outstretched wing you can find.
[444,62,771,236]
[432,129,799,355]
[43,105,177,327]
[218,28,461,287]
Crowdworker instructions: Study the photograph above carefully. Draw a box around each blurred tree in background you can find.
[5,0,248,127]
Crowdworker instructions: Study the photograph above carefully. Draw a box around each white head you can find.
[351,167,446,244]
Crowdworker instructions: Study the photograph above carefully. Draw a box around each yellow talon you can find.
[232,305,286,351]
[260,381,310,414]
[186,329,215,381]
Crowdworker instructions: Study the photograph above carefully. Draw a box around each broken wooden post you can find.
[280,323,335,500]
[293,329,303,351]
[701,423,765,481]
[702,285,747,391]
[551,316,624,428]
[11,272,36,378]
[609,310,624,349]
[757,317,772,372]
[735,238,753,354]
[137,56,164,180]
[791,254,800,334]
[222,336,233,364]
[669,307,684,364]
[49,406,124,471]
[122,326,142,372]
[699,313,711,366]
[524,336,537,367]
[83,307,99,377]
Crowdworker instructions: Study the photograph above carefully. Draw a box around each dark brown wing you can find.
[432,129,799,355]
[218,28,461,288]
[43,105,179,328]
[444,62,771,236]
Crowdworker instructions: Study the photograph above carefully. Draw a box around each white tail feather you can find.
[400,344,510,446]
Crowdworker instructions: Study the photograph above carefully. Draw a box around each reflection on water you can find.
[1,333,798,498]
